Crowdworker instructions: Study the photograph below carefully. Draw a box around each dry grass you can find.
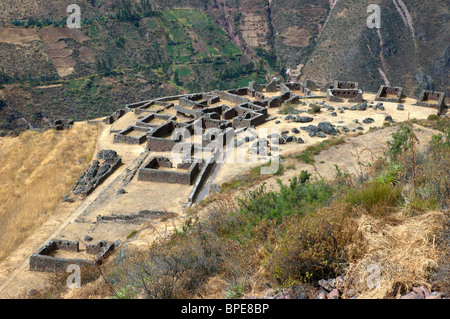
[0,123,98,261]
[345,211,445,298]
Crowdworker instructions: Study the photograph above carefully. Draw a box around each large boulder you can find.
[318,121,338,135]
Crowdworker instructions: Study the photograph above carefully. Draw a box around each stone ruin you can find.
[375,85,404,103]
[64,150,122,200]
[30,239,115,272]
[326,81,363,103]
[113,125,149,144]
[137,155,200,185]
[416,90,446,115]
[51,119,74,131]
[103,109,125,125]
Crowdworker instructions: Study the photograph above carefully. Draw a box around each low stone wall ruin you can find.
[416,90,446,115]
[113,126,149,144]
[137,156,200,185]
[327,88,363,103]
[375,85,403,103]
[30,239,115,272]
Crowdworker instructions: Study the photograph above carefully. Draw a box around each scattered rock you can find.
[363,117,375,124]
[327,289,340,299]
[294,116,314,123]
[318,121,338,135]
[397,104,404,111]
[291,128,300,134]
[316,292,327,299]
[84,235,93,242]
[400,292,421,299]
[319,279,333,292]
[285,136,294,143]
[345,289,356,298]
[412,287,425,299]
[385,115,394,123]
[296,138,304,144]
[374,102,383,110]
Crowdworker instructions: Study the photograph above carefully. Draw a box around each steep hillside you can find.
[0,122,98,261]
[0,4,265,135]
[298,0,450,96]
[0,0,448,135]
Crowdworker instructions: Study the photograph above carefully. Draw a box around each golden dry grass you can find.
[0,122,98,261]
[345,211,444,298]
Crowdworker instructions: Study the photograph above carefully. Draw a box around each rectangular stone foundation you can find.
[375,85,403,103]
[30,239,115,272]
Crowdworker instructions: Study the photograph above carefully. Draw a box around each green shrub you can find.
[310,104,321,113]
[385,125,413,161]
[427,114,440,121]
[238,176,333,226]
[266,205,362,284]
[345,181,403,217]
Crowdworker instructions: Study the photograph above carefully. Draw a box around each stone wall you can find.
[327,89,363,103]
[113,126,149,144]
[416,90,446,115]
[137,156,199,185]
[103,109,125,125]
[375,85,403,103]
[136,113,175,128]
[29,239,115,272]
[212,90,250,105]
[334,81,359,89]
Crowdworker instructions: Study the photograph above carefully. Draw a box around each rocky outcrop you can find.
[64,150,122,200]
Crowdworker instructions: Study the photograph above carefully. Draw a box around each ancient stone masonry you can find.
[137,156,200,185]
[30,239,115,272]
[97,210,176,224]
[334,81,359,89]
[265,80,278,92]
[135,113,176,129]
[212,90,250,105]
[327,88,363,103]
[416,90,446,115]
[50,119,74,131]
[113,125,149,144]
[375,85,404,103]
[103,109,125,124]
[146,120,194,152]
[64,150,122,200]
[305,79,319,91]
